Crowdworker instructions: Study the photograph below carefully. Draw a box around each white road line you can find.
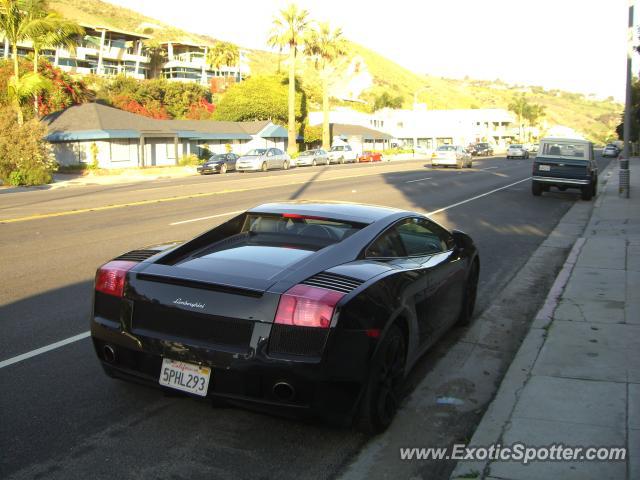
[481,166,499,170]
[1,176,533,370]
[169,210,244,226]
[426,177,531,216]
[0,331,90,369]
[405,177,432,183]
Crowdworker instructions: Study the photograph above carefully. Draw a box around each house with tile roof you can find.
[43,103,287,168]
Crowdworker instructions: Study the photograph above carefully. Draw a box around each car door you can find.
[395,218,465,345]
[265,149,275,169]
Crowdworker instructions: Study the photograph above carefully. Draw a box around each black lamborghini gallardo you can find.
[91,202,479,433]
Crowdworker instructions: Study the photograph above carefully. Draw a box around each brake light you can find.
[95,260,137,297]
[281,213,327,221]
[274,284,344,328]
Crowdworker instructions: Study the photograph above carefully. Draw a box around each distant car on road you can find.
[602,144,620,158]
[197,153,240,175]
[327,145,357,164]
[236,148,291,172]
[90,201,479,433]
[473,143,494,156]
[466,144,478,156]
[431,145,473,169]
[532,137,598,200]
[357,151,384,162]
[296,149,329,167]
[506,144,529,159]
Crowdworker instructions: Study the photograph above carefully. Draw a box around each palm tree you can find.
[7,70,51,122]
[266,28,285,74]
[508,94,529,142]
[268,3,310,154]
[305,22,347,150]
[0,0,60,123]
[206,41,240,80]
[524,104,546,142]
[30,14,83,115]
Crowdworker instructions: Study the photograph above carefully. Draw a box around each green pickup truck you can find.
[531,137,598,201]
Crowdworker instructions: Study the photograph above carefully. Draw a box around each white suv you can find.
[327,145,357,164]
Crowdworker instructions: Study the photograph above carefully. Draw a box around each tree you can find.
[305,21,347,149]
[214,74,306,126]
[373,91,403,111]
[29,12,83,114]
[206,41,240,76]
[0,0,62,123]
[523,103,546,141]
[508,93,529,141]
[268,3,310,154]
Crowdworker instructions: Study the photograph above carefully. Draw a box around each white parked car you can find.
[506,144,530,159]
[236,148,292,172]
[431,145,472,169]
[327,145,357,164]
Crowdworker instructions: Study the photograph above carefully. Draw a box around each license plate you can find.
[539,165,551,171]
[159,358,210,396]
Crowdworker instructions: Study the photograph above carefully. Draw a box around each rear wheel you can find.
[339,156,345,164]
[312,159,317,166]
[261,162,267,172]
[532,181,542,196]
[357,324,406,434]
[457,259,479,326]
[220,163,227,174]
[283,160,289,170]
[581,183,593,201]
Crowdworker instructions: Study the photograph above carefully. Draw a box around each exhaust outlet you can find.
[103,344,116,364]
[272,382,295,401]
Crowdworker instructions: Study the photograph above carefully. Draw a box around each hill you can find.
[49,0,622,143]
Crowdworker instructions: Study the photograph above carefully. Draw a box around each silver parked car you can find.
[236,148,291,172]
[506,144,530,159]
[296,149,330,166]
[431,145,472,169]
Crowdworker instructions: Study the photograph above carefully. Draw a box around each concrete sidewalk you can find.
[451,161,640,480]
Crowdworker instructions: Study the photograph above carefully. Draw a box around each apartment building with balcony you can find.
[159,41,250,85]
[1,24,152,80]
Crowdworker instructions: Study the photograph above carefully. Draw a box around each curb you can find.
[449,159,616,480]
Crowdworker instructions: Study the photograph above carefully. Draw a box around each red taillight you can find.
[274,284,344,328]
[95,260,137,297]
[281,213,327,221]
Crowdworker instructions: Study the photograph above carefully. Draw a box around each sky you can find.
[107,0,634,101]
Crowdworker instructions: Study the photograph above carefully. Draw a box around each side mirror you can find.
[451,230,473,252]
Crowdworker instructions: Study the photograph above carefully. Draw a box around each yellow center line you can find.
[0,165,422,224]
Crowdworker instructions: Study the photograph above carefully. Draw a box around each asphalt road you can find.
[0,154,609,479]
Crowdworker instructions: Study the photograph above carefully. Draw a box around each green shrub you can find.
[0,107,55,186]
[178,154,202,166]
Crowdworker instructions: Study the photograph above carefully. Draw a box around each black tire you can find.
[357,324,406,434]
[532,181,542,196]
[457,259,479,326]
[339,156,345,164]
[261,162,267,172]
[283,160,289,170]
[312,159,317,166]
[581,184,593,201]
[220,163,227,174]
[506,156,510,159]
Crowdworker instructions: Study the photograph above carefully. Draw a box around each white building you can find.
[159,41,250,86]
[309,107,517,150]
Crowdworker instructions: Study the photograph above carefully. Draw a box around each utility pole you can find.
[621,0,635,198]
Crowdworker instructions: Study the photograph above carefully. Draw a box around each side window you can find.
[275,148,284,155]
[366,227,406,259]
[346,145,352,151]
[396,218,452,256]
[267,149,274,157]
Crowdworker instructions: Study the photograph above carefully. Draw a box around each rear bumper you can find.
[90,318,372,423]
[432,158,458,165]
[532,176,591,186]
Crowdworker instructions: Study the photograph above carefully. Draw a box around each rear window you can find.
[239,213,366,250]
[510,144,523,148]
[541,141,586,159]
